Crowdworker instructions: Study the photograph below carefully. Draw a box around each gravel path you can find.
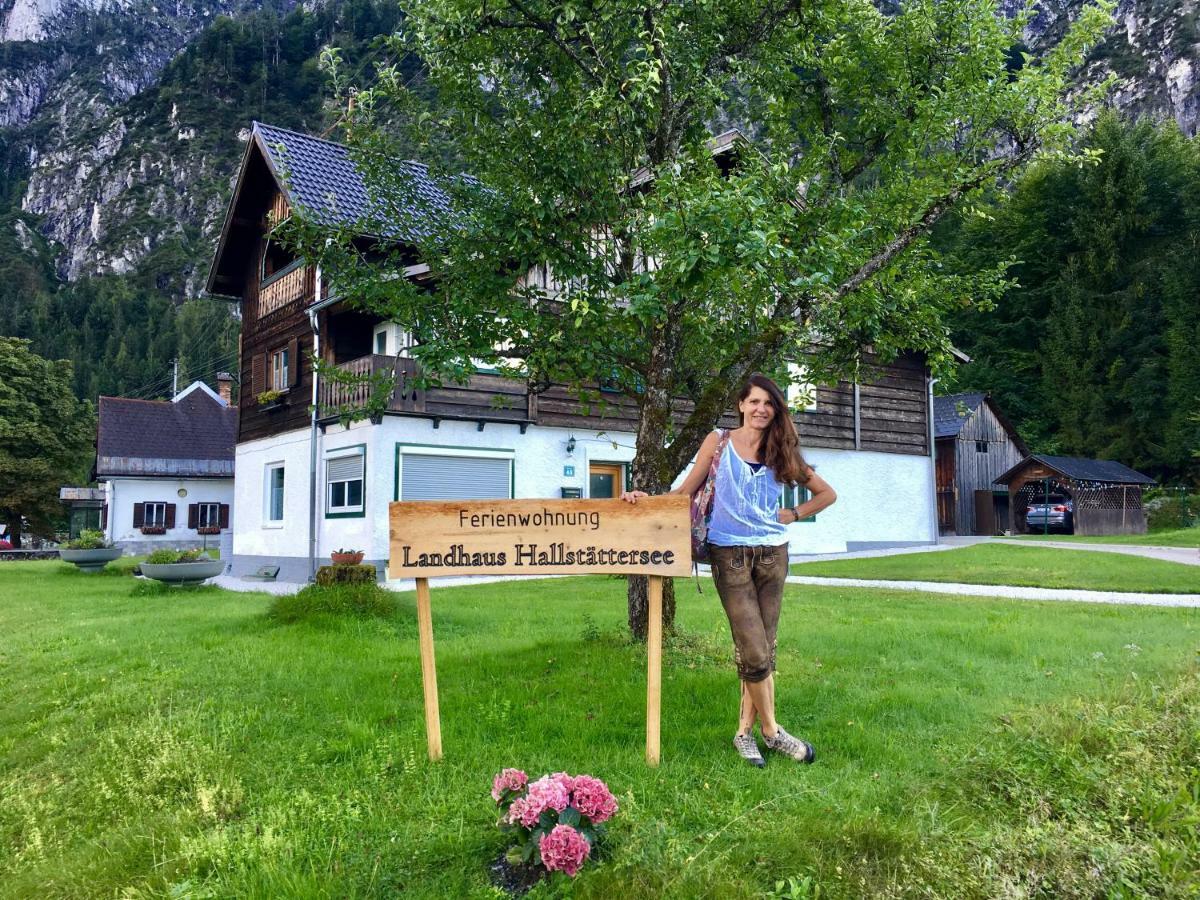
[991,538,1200,567]
[786,575,1200,607]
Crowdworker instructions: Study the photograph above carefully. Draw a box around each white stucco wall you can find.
[229,417,934,578]
[104,476,234,551]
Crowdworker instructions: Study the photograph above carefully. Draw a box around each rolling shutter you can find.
[400,454,511,501]
[327,453,364,483]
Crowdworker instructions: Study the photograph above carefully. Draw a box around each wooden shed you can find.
[933,393,1028,535]
[994,455,1157,536]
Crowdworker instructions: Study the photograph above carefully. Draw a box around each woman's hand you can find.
[620,490,650,504]
[775,507,797,524]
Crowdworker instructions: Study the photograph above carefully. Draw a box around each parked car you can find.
[0,537,11,550]
[1025,495,1074,534]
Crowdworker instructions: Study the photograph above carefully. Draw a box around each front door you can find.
[589,463,624,499]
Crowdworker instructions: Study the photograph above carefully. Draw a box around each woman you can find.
[622,373,837,766]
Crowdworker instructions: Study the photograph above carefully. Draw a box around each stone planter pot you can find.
[331,551,365,566]
[60,547,123,573]
[140,558,224,586]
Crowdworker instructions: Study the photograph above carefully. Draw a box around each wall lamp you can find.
[566,436,576,454]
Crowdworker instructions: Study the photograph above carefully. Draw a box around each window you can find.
[265,464,285,523]
[975,440,989,453]
[327,447,365,517]
[144,502,167,528]
[375,331,388,355]
[397,448,514,501]
[271,348,290,391]
[261,235,298,283]
[197,503,220,528]
[781,485,816,523]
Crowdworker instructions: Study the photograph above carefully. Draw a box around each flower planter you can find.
[140,526,167,535]
[59,547,123,573]
[331,551,364,566]
[139,558,224,586]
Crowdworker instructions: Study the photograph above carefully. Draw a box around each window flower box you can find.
[140,526,167,535]
[196,526,221,536]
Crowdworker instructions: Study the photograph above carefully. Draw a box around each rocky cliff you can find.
[1,0,1198,301]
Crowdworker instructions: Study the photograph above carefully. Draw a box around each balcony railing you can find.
[319,355,424,417]
[257,263,311,318]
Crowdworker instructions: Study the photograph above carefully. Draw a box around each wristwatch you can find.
[790,506,802,523]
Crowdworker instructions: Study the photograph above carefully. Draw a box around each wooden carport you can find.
[994,454,1157,536]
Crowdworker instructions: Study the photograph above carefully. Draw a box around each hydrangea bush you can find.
[491,768,617,877]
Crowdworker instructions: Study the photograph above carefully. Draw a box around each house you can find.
[94,378,237,553]
[933,392,1028,535]
[994,454,1157,536]
[205,122,943,582]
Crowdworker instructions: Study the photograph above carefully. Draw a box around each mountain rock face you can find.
[0,0,1198,298]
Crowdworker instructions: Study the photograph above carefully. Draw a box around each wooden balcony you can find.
[318,354,538,427]
[319,355,424,417]
[257,263,312,318]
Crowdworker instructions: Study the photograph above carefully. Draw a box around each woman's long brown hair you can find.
[737,373,810,485]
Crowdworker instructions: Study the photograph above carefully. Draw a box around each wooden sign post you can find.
[389,495,691,766]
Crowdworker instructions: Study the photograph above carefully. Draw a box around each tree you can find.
[943,113,1200,482]
[296,0,1113,637]
[0,338,95,545]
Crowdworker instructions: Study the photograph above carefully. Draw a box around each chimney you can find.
[216,372,233,406]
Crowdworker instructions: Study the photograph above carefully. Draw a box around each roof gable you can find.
[994,454,1156,486]
[933,392,985,438]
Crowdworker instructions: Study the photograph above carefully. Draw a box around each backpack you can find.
[690,429,731,563]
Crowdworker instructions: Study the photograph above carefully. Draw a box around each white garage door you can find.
[400,453,512,500]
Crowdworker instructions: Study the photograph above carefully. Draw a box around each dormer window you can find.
[261,234,299,284]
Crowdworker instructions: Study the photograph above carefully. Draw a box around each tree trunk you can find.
[626,319,686,640]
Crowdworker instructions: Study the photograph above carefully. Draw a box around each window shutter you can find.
[187,504,198,529]
[101,505,108,530]
[165,504,176,529]
[287,337,300,387]
[327,453,364,482]
[133,502,145,527]
[218,504,230,528]
[251,353,265,396]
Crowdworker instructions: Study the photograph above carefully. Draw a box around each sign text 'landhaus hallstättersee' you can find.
[388,495,691,579]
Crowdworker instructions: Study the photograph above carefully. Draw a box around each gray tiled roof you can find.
[254,122,462,241]
[933,392,986,439]
[96,389,236,479]
[1027,455,1157,486]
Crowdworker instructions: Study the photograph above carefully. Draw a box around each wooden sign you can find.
[387,494,690,768]
[388,495,691,579]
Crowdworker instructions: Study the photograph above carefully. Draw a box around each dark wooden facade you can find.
[935,397,1027,535]
[212,135,933,455]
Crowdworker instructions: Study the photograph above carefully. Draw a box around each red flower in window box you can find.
[140,526,167,535]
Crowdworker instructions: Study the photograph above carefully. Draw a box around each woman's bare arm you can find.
[776,467,837,522]
[621,431,721,503]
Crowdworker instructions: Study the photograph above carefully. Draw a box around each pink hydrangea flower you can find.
[507,775,570,827]
[539,823,591,876]
[570,775,618,824]
[549,771,575,793]
[491,768,528,803]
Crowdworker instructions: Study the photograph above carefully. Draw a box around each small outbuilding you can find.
[934,393,1028,535]
[994,454,1157,536]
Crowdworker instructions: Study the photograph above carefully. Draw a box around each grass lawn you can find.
[2,561,1199,898]
[792,543,1200,593]
[1012,527,1200,548]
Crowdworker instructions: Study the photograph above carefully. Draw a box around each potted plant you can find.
[140,525,167,535]
[59,529,122,573]
[331,547,365,566]
[256,388,285,411]
[139,548,224,585]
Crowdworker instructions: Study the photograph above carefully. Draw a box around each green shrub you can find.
[144,548,212,565]
[64,529,111,550]
[268,582,398,623]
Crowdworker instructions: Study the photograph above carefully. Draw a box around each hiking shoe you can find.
[733,732,766,768]
[764,727,815,763]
